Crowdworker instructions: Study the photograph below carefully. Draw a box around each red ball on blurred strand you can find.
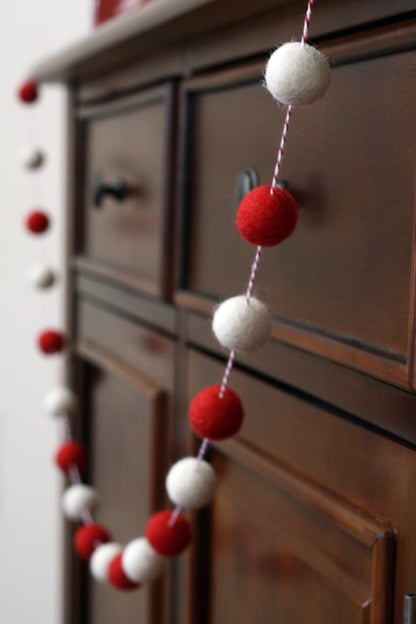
[55,441,87,475]
[108,553,140,591]
[38,329,65,354]
[145,510,192,557]
[236,184,297,247]
[25,211,49,234]
[18,80,38,104]
[74,523,111,561]
[189,385,244,440]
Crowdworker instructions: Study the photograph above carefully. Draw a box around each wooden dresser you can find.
[32,1,416,623]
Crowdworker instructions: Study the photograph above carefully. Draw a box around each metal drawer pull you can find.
[234,167,291,210]
[404,594,416,624]
[91,171,128,208]
[235,167,259,209]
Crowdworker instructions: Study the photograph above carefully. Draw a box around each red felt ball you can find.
[189,385,244,440]
[25,211,50,234]
[145,510,192,557]
[55,441,87,475]
[74,523,111,561]
[236,184,297,246]
[108,553,140,591]
[38,330,65,354]
[18,80,38,103]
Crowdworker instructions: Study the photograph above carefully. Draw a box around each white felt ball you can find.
[212,295,272,352]
[20,146,45,170]
[122,537,166,583]
[90,542,123,583]
[166,457,217,509]
[43,386,77,416]
[265,42,331,106]
[62,484,98,520]
[28,263,56,289]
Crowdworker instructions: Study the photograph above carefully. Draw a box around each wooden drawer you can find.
[178,22,416,389]
[76,298,175,391]
[186,307,416,446]
[186,348,416,623]
[76,83,175,298]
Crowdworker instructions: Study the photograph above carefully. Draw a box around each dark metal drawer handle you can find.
[235,167,259,209]
[404,595,416,624]
[235,167,290,210]
[91,171,127,208]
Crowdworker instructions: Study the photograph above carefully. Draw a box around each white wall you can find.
[0,3,90,623]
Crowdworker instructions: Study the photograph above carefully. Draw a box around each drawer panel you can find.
[186,307,416,444]
[187,348,416,516]
[77,83,174,297]
[180,27,416,387]
[186,348,416,622]
[76,298,175,391]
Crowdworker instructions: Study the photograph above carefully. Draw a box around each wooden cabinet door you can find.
[183,349,416,624]
[192,450,393,624]
[67,345,169,624]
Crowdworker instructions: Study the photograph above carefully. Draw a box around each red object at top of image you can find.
[94,0,150,25]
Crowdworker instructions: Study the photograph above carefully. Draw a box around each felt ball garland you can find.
[108,553,140,590]
[189,385,244,440]
[166,457,217,509]
[28,263,56,289]
[145,510,193,556]
[264,41,331,106]
[25,210,50,234]
[74,523,112,561]
[236,185,297,247]
[122,537,166,583]
[55,441,87,474]
[18,80,38,104]
[44,385,77,416]
[90,542,123,583]
[21,0,331,595]
[20,146,45,170]
[62,484,99,521]
[38,329,65,354]
[212,295,272,352]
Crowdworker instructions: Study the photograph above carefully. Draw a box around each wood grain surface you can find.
[53,2,416,623]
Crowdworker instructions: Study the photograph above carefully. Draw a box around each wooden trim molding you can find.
[175,289,408,390]
[29,0,416,84]
[76,338,166,400]
[73,256,161,299]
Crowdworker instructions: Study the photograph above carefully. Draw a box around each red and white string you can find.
[59,413,95,524]
[38,0,316,538]
[301,0,314,47]
[28,0,317,548]
[170,0,316,527]
[25,105,64,393]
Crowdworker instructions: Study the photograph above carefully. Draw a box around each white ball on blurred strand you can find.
[62,484,98,521]
[20,146,45,170]
[122,537,166,583]
[28,263,56,289]
[44,386,77,416]
[212,295,272,352]
[265,42,331,106]
[90,542,123,583]
[166,457,217,509]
